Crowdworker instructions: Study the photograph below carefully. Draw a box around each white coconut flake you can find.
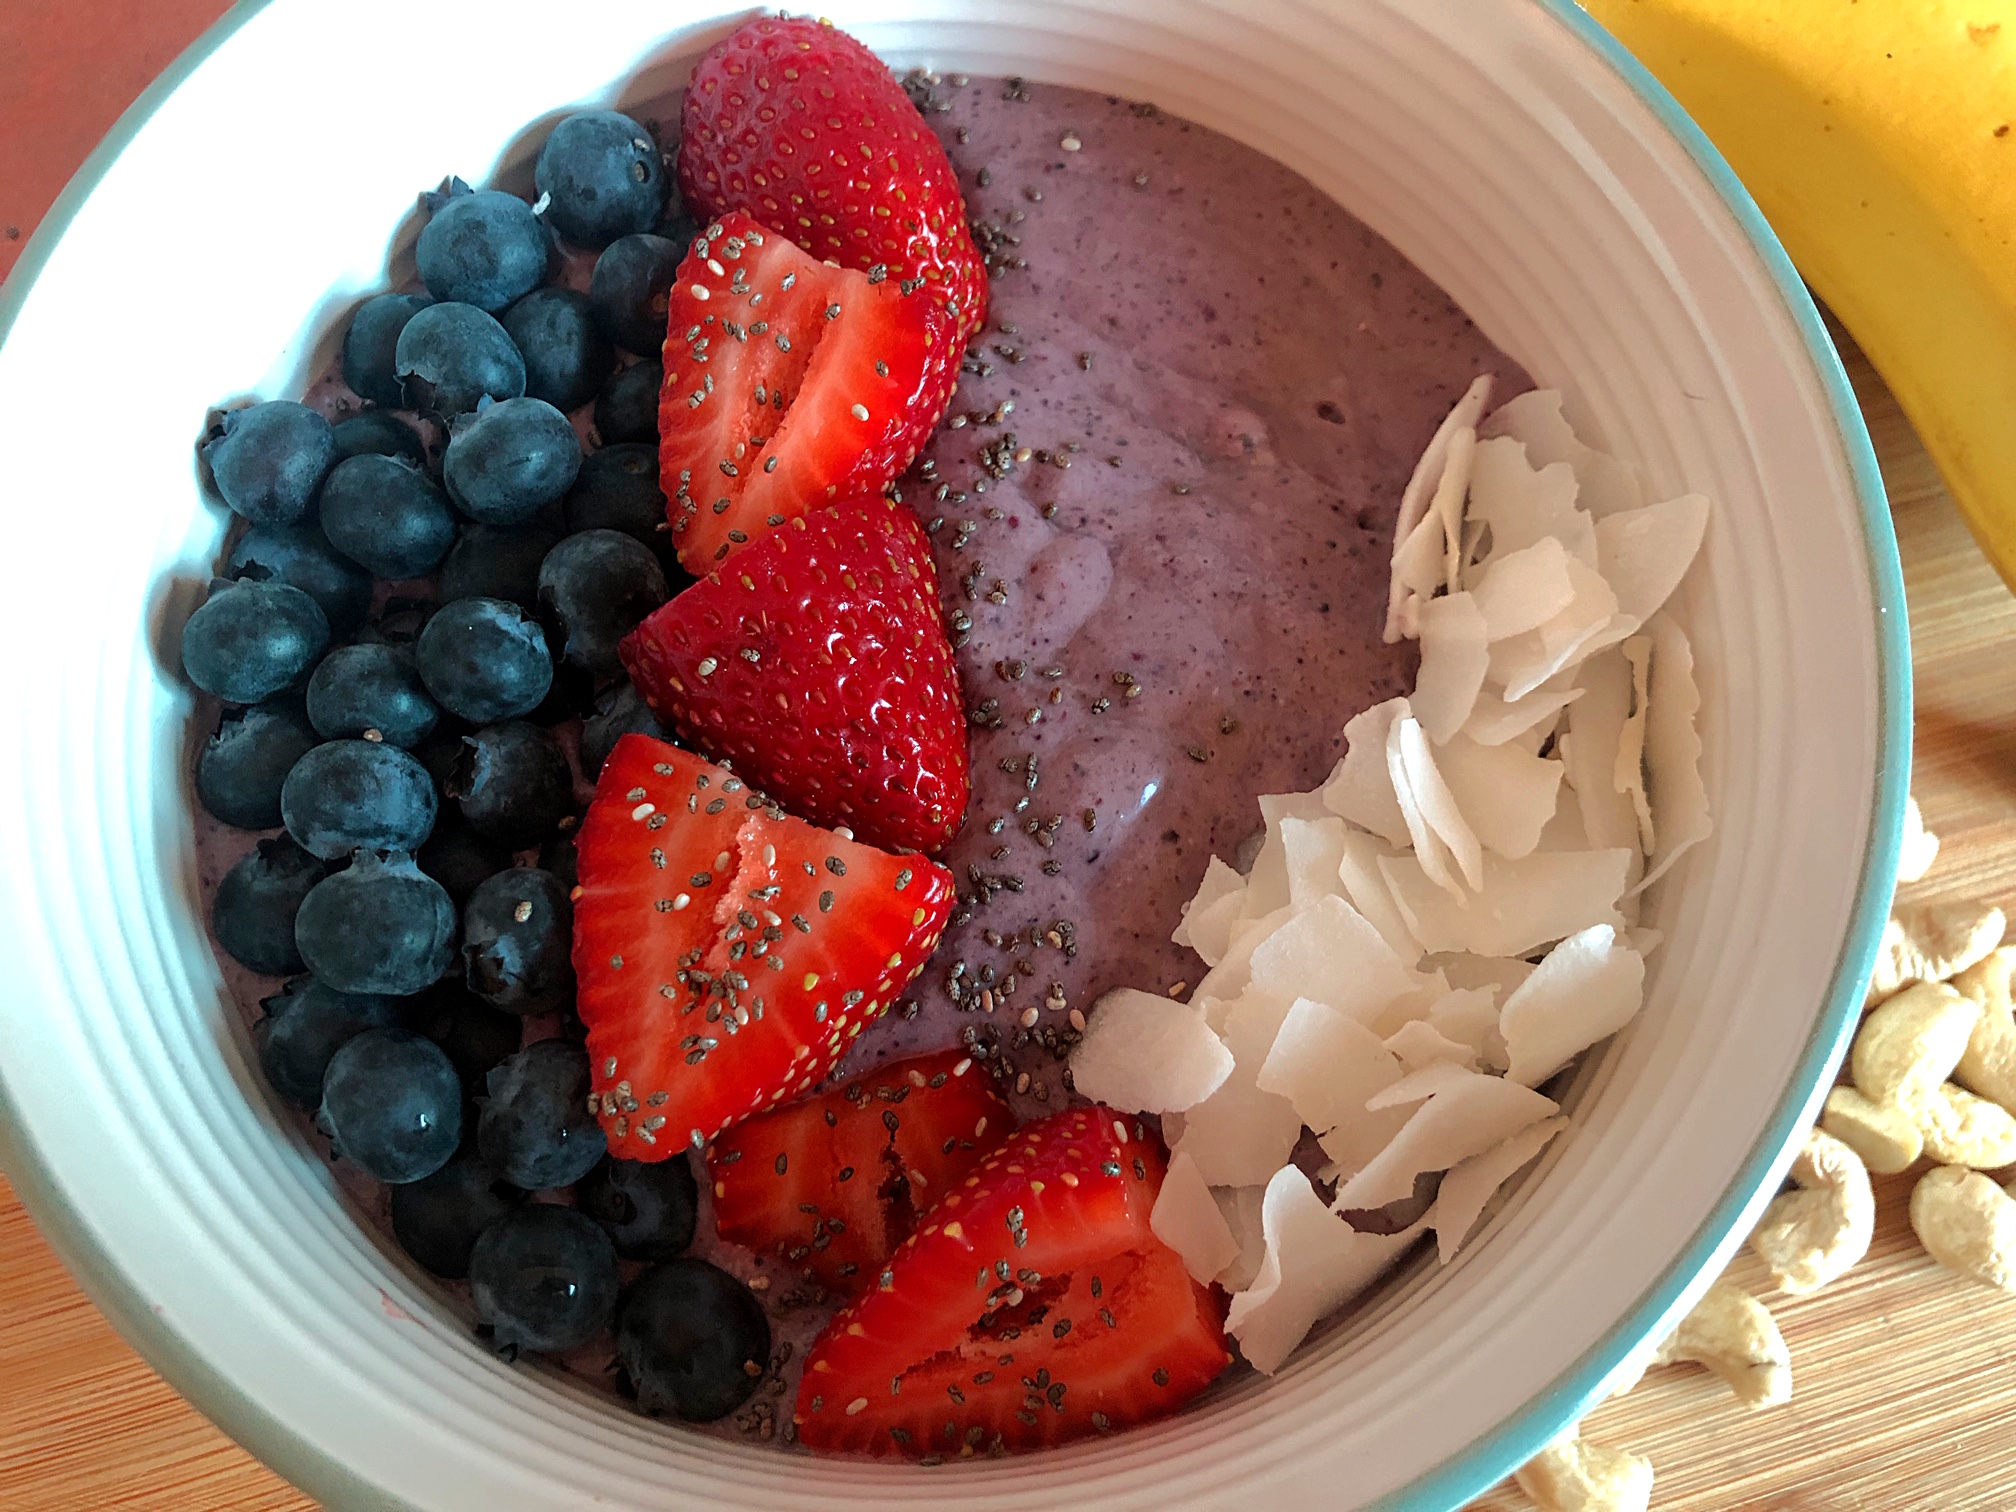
[1069,987,1234,1114]
[1431,1116,1569,1263]
[1279,816,1351,911]
[1563,646,1642,868]
[1173,855,1246,963]
[1226,1167,1427,1374]
[1596,493,1710,623]
[1471,536,1578,641]
[1386,1019,1480,1074]
[1255,997,1410,1177]
[1151,1150,1242,1283]
[1500,925,1646,1087]
[1248,893,1420,1025]
[1192,904,1296,1011]
[1336,829,1422,962]
[1464,680,1585,747]
[1413,592,1490,743]
[1381,847,1632,958]
[1335,1066,1560,1210]
[1322,698,1412,846]
[1616,635,1655,855]
[1387,375,1493,642]
[1393,716,1482,892]
[1900,796,1939,883]
[1434,426,1479,595]
[1479,388,1644,519]
[1465,434,1596,570]
[1431,954,1537,999]
[1434,735,1563,860]
[1638,613,1712,892]
[1533,787,1592,852]
[1488,556,1633,700]
[1428,986,1510,1072]
[1213,1184,1270,1292]
[1172,990,1305,1186]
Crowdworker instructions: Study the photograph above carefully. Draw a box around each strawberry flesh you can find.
[620,493,970,856]
[657,213,957,572]
[572,734,955,1158]
[794,1107,1232,1458]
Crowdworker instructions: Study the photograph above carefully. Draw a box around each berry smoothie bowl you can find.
[0,1,1903,1507]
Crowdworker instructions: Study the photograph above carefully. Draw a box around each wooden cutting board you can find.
[2,343,2012,1512]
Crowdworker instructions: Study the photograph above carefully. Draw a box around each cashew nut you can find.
[1910,1165,2016,1291]
[1865,902,2005,1006]
[1851,981,1979,1107]
[1820,1086,1924,1174]
[1513,1424,1653,1512]
[1650,1279,1791,1408]
[1953,947,2016,1111]
[1898,795,1940,883]
[1746,1127,1874,1294]
[1915,1081,2016,1168]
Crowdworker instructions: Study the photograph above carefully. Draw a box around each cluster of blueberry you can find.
[184,111,767,1418]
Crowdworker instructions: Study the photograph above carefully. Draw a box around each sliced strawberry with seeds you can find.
[657,213,957,571]
[572,734,955,1157]
[705,1049,1011,1293]
[680,16,988,340]
[794,1107,1231,1458]
[620,493,969,855]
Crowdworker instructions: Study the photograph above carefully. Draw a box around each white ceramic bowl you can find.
[0,1,1907,1506]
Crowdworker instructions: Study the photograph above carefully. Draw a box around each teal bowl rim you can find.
[0,1,1910,1507]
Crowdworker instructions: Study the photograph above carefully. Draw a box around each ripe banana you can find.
[1579,0,2016,587]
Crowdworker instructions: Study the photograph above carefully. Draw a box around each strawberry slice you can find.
[573,734,955,1158]
[657,213,957,571]
[794,1107,1232,1459]
[620,493,970,856]
[680,17,988,340]
[705,1048,1011,1294]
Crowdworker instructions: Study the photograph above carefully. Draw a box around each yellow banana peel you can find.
[1580,0,2016,589]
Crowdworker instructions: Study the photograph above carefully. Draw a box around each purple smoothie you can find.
[190,72,1527,1445]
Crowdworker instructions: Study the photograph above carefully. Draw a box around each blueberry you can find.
[200,400,336,526]
[342,293,433,408]
[390,1148,524,1279]
[317,1027,462,1184]
[502,287,613,412]
[318,454,458,580]
[462,867,574,1014]
[416,184,551,313]
[588,234,681,355]
[446,721,572,849]
[581,683,667,779]
[281,739,438,859]
[212,836,328,976]
[254,974,404,1109]
[535,530,668,677]
[182,579,330,704]
[614,1259,770,1421]
[416,812,513,907]
[394,302,526,418]
[357,596,436,648]
[195,700,319,829]
[578,1157,697,1261]
[593,359,660,444]
[414,598,554,723]
[477,1039,605,1190]
[305,643,441,751]
[294,851,458,995]
[469,1204,619,1357]
[443,397,583,526]
[415,980,526,1093]
[228,522,374,636]
[438,523,560,610]
[535,111,668,249]
[331,410,428,467]
[565,444,668,553]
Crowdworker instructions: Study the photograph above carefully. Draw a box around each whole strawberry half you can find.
[658,212,958,571]
[572,734,955,1159]
[620,492,970,856]
[679,16,988,340]
[705,1048,1011,1294]
[794,1107,1232,1458]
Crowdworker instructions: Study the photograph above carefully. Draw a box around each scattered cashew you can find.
[1850,981,1979,1107]
[1915,1081,2016,1168]
[1953,947,2016,1111]
[1747,1127,1874,1294]
[1897,795,1940,884]
[1865,902,2005,1006]
[1513,1424,1653,1512]
[1650,1279,1792,1408]
[1820,1086,1924,1174]
[1910,1165,2016,1291]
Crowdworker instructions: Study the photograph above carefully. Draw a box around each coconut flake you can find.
[1171,990,1305,1186]
[1213,1185,1270,1291]
[1173,855,1246,963]
[1561,647,1642,870]
[1900,796,1939,883]
[1428,986,1510,1072]
[1596,493,1709,623]
[1638,612,1711,891]
[1380,847,1632,957]
[1386,1019,1480,1074]
[1248,893,1420,1025]
[1069,987,1235,1113]
[1431,1116,1569,1262]
[1225,1167,1427,1374]
[1479,388,1644,519]
[1465,435,1595,570]
[1151,1150,1242,1283]
[1471,536,1578,641]
[1334,1066,1560,1210]
[1279,816,1351,911]
[1488,556,1633,700]
[1321,698,1412,846]
[1336,829,1422,962]
[1387,375,1493,642]
[1192,904,1296,1010]
[1616,634,1655,855]
[1464,681,1585,747]
[1390,715,1480,896]
[1254,997,1410,1176]
[1431,955,1537,999]
[1434,735,1563,860]
[1413,592,1490,743]
[1500,924,1646,1087]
